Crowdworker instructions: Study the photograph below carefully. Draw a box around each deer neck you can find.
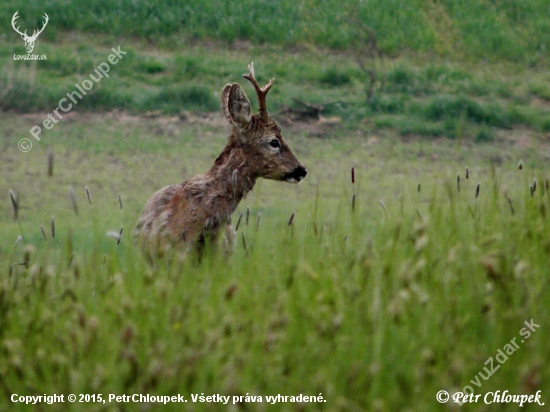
[205,141,257,213]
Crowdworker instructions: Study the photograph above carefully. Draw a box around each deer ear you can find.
[222,83,251,128]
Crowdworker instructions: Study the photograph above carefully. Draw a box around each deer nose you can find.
[286,165,307,183]
[295,166,307,180]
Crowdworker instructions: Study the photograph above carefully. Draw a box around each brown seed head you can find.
[235,212,243,231]
[47,148,54,177]
[506,194,515,215]
[9,190,18,220]
[225,284,238,300]
[85,186,92,205]
[288,212,295,226]
[50,216,55,238]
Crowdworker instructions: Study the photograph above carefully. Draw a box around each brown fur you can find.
[135,63,306,260]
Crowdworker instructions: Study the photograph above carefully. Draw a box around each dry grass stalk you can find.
[457,175,461,192]
[256,212,262,230]
[10,190,26,244]
[40,225,47,241]
[68,187,79,215]
[9,190,18,220]
[47,148,54,177]
[119,194,123,210]
[379,199,390,218]
[23,245,34,267]
[506,194,515,215]
[466,167,469,179]
[246,207,250,226]
[85,186,92,205]
[235,212,243,231]
[241,233,247,250]
[351,167,357,212]
[50,216,55,238]
[417,183,421,193]
[288,212,295,226]
[475,183,480,199]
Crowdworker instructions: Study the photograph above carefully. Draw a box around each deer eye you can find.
[270,139,281,149]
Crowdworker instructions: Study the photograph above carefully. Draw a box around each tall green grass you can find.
[1,124,549,410]
[1,0,549,64]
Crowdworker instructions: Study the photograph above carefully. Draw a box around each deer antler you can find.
[11,11,48,41]
[243,62,274,122]
[11,11,28,38]
[31,13,49,40]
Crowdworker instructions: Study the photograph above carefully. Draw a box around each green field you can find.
[1,1,550,411]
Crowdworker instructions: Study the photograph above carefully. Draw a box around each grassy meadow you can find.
[1,0,550,411]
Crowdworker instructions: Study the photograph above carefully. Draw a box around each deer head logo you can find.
[11,11,49,55]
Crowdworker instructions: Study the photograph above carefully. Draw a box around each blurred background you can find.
[1,0,549,141]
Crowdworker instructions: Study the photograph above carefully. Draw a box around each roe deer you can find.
[135,63,307,259]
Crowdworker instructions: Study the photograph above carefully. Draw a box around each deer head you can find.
[12,11,49,54]
[221,63,307,184]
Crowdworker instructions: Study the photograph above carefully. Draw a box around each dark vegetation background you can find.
[2,0,549,62]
